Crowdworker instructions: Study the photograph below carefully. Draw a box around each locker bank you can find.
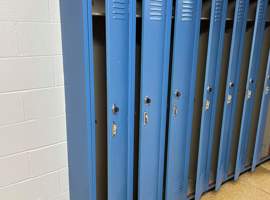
[60,0,270,199]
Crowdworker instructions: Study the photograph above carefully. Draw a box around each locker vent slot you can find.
[149,0,163,21]
[214,0,222,22]
[181,0,194,21]
[112,0,128,20]
[237,0,244,23]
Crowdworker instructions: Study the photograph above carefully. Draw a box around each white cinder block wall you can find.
[0,0,69,199]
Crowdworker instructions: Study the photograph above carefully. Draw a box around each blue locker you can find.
[105,0,136,199]
[215,0,250,190]
[195,0,228,199]
[60,0,97,199]
[234,0,268,180]
[252,51,270,171]
[165,0,202,199]
[138,0,173,199]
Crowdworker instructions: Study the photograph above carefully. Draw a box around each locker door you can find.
[60,0,97,199]
[165,0,202,199]
[138,0,173,199]
[195,0,228,199]
[234,0,268,180]
[252,51,270,171]
[105,0,136,199]
[215,0,249,190]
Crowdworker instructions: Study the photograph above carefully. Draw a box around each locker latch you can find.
[265,75,270,95]
[143,112,149,125]
[173,104,178,117]
[143,96,151,125]
[112,122,117,136]
[265,86,270,95]
[227,94,232,104]
[172,90,181,117]
[246,90,252,99]
[205,100,210,110]
[205,85,212,110]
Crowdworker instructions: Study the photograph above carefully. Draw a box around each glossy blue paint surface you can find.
[234,0,268,180]
[165,0,202,199]
[252,51,270,171]
[60,0,96,199]
[138,0,173,199]
[215,0,250,190]
[195,0,228,199]
[105,0,136,199]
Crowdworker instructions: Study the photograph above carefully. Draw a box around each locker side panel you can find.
[234,0,268,180]
[60,0,97,199]
[165,0,202,199]
[105,0,136,199]
[195,0,228,199]
[246,25,270,167]
[138,0,173,199]
[257,25,270,161]
[215,0,249,190]
[252,52,270,170]
[228,24,254,176]
[188,24,209,196]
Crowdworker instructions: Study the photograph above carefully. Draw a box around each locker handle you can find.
[266,75,270,94]
[112,122,117,136]
[205,100,210,110]
[265,86,270,95]
[227,94,232,104]
[143,112,149,125]
[246,90,252,99]
[173,104,178,117]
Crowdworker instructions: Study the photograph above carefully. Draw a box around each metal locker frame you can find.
[252,51,270,171]
[105,0,136,199]
[234,0,268,180]
[195,0,228,199]
[215,0,250,190]
[60,0,97,199]
[138,0,173,199]
[165,0,202,199]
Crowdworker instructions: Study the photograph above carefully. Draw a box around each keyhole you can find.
[144,96,151,105]
[175,90,181,98]
[112,104,119,114]
[207,86,213,93]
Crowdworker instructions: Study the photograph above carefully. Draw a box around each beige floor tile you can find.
[261,162,270,170]
[239,166,270,194]
[202,162,270,200]
[202,181,270,200]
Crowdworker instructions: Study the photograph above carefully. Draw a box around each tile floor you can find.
[202,162,270,200]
